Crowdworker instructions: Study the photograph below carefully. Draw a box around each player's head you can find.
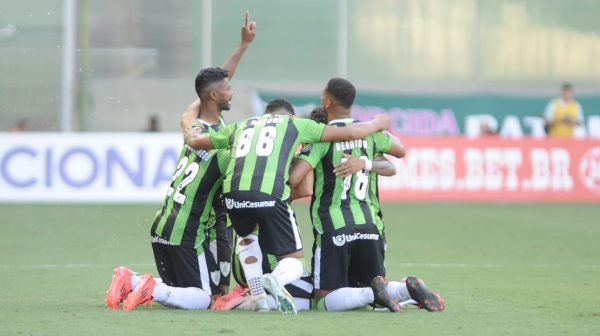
[309,107,327,124]
[265,98,295,116]
[195,67,232,111]
[561,82,573,101]
[322,78,356,112]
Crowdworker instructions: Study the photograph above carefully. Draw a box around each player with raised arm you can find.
[104,11,256,311]
[183,95,390,314]
[289,78,445,313]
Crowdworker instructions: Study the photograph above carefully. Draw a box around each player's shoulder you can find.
[243,116,260,124]
[290,115,310,125]
[189,119,215,134]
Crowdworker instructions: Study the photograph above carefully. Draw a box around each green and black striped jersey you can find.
[298,118,392,234]
[211,114,326,201]
[151,119,230,249]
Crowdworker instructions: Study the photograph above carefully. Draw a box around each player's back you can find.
[221,114,325,201]
[152,120,229,248]
[300,118,391,234]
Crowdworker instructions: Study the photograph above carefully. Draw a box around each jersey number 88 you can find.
[235,126,278,158]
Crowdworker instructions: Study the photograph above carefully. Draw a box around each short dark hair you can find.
[195,67,229,97]
[562,83,573,91]
[309,107,327,124]
[265,98,295,115]
[325,78,356,109]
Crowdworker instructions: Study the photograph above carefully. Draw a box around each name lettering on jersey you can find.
[247,117,260,127]
[184,144,213,161]
[248,116,284,127]
[151,235,176,246]
[332,232,379,246]
[263,115,284,125]
[335,139,368,152]
[224,197,276,209]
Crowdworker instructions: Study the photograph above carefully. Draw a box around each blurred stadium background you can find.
[1,1,599,335]
[2,0,600,132]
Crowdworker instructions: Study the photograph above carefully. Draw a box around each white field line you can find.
[0,262,599,270]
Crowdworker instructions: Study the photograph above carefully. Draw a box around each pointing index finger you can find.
[245,10,250,26]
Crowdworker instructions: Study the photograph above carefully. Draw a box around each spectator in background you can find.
[544,83,584,137]
[144,115,160,132]
[479,122,498,137]
[10,118,30,132]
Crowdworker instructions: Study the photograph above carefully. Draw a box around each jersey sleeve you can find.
[216,149,230,175]
[294,118,327,143]
[297,142,328,168]
[372,131,392,154]
[210,123,236,149]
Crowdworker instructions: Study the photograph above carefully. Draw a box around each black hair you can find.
[561,83,573,91]
[265,98,295,115]
[325,78,356,109]
[194,67,229,98]
[309,107,327,124]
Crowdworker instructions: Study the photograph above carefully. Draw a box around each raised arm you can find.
[180,11,256,130]
[222,10,256,79]
[320,114,390,142]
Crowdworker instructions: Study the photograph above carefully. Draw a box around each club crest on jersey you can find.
[300,144,312,155]
[225,198,234,209]
[220,262,231,277]
[210,270,221,285]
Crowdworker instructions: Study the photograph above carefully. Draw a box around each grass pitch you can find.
[1,202,599,335]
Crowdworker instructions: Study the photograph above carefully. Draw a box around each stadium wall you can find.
[1,134,599,203]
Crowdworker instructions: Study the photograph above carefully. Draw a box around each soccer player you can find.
[104,11,256,311]
[204,194,233,296]
[214,241,314,312]
[289,77,444,312]
[332,158,446,313]
[183,96,391,314]
[332,147,446,312]
[211,100,314,312]
[211,105,395,312]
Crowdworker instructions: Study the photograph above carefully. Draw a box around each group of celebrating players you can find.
[105,11,445,314]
